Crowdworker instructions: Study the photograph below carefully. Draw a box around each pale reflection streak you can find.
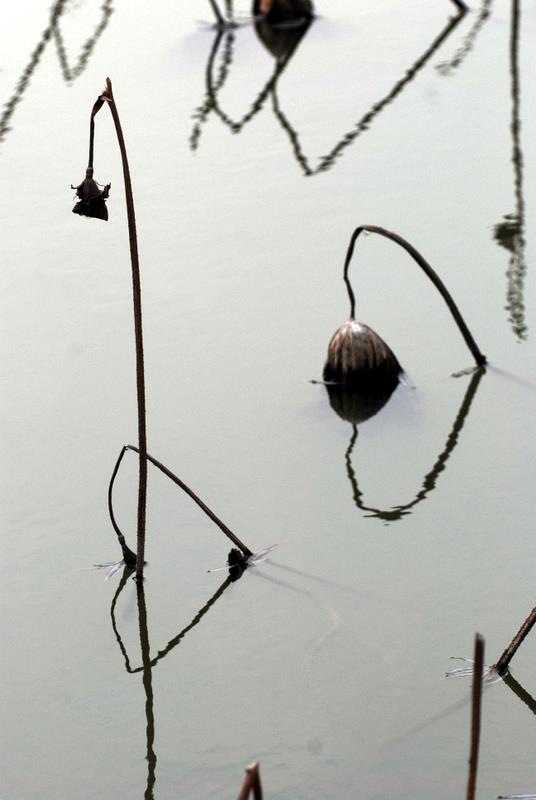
[0,0,113,143]
[342,367,484,523]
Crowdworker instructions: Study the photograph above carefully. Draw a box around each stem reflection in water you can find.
[191,7,467,176]
[110,566,240,797]
[0,0,113,143]
[436,0,493,75]
[191,4,312,151]
[339,367,484,523]
[493,0,527,341]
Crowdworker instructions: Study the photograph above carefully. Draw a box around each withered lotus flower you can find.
[71,167,110,221]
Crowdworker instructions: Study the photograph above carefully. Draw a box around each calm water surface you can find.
[1,1,535,798]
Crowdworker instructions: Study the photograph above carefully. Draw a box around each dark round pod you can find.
[254,14,310,58]
[252,0,313,25]
[323,320,402,387]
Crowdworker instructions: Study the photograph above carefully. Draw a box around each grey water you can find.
[1,1,535,797]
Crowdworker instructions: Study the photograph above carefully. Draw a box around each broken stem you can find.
[466,633,484,800]
[108,445,253,559]
[342,225,486,368]
[494,602,536,676]
[237,761,263,800]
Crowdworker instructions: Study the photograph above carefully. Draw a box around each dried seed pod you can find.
[323,320,402,387]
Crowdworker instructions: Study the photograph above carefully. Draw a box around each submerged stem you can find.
[342,225,486,368]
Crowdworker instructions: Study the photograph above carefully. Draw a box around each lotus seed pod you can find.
[323,320,402,386]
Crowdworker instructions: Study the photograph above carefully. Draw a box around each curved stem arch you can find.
[343,225,486,368]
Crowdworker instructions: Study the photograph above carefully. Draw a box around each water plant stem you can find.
[495,603,536,676]
[342,225,486,368]
[466,633,484,800]
[237,762,263,800]
[95,78,147,580]
[109,445,253,559]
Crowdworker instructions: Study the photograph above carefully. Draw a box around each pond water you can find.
[1,0,535,798]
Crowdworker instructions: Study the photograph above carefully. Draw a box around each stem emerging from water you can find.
[91,78,147,579]
[494,603,536,676]
[342,225,486,368]
[108,445,253,559]
[466,633,484,800]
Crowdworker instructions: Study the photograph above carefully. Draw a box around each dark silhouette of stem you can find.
[136,579,157,799]
[108,445,253,558]
[111,569,234,674]
[91,78,147,580]
[503,672,536,716]
[437,0,493,76]
[271,10,464,176]
[342,225,486,368]
[495,603,536,676]
[208,0,225,25]
[344,367,484,521]
[466,633,484,800]
[107,447,137,566]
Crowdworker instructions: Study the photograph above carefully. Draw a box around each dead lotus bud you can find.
[71,167,111,221]
[323,320,402,387]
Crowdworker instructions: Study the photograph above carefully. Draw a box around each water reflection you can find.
[338,367,484,523]
[493,0,527,341]
[190,6,312,151]
[435,0,493,75]
[191,9,466,175]
[110,566,239,797]
[0,0,113,143]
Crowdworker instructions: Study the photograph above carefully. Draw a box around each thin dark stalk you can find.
[93,78,147,580]
[136,579,157,799]
[108,444,253,558]
[208,0,225,25]
[451,0,468,11]
[495,603,536,676]
[271,11,463,177]
[107,446,137,566]
[111,572,234,674]
[344,367,484,521]
[237,762,263,800]
[466,633,484,800]
[503,672,536,716]
[342,225,486,368]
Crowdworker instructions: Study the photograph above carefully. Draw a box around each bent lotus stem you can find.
[494,602,536,676]
[342,225,486,368]
[89,78,148,580]
[109,445,253,559]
